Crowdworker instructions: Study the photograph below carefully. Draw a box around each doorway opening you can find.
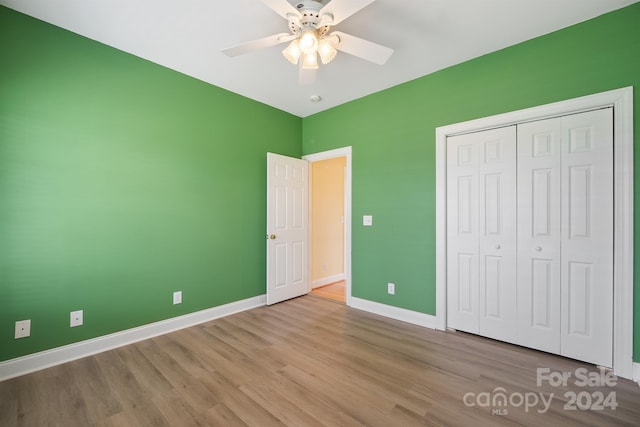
[303,147,352,305]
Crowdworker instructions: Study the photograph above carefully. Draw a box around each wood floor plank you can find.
[278,363,400,426]
[186,331,272,388]
[114,344,174,396]
[222,387,285,427]
[1,294,639,426]
[0,373,17,426]
[152,390,210,427]
[196,370,241,403]
[152,332,216,378]
[239,380,325,427]
[202,403,249,426]
[93,349,153,411]
[136,339,218,411]
[263,365,369,427]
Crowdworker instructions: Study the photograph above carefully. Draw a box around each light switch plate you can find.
[173,291,182,305]
[363,215,373,226]
[70,310,83,327]
[388,283,395,295]
[15,319,31,339]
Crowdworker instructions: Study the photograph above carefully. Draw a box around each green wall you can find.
[302,3,640,361]
[0,7,301,361]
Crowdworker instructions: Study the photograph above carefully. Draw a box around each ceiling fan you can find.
[222,0,394,74]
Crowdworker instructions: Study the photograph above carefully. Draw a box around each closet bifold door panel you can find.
[516,109,613,367]
[516,118,562,355]
[446,126,517,342]
[559,109,614,368]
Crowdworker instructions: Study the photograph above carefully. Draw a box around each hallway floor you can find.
[310,281,345,302]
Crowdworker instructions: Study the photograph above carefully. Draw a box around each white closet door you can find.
[447,133,480,333]
[448,108,614,367]
[478,127,517,342]
[560,108,613,367]
[517,119,562,354]
[517,109,613,366]
[447,127,517,340]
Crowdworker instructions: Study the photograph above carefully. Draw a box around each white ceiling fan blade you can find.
[320,0,375,25]
[331,31,393,65]
[259,0,302,20]
[222,33,294,57]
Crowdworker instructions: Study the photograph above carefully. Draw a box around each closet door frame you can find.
[435,87,634,380]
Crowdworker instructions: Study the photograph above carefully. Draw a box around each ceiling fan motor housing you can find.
[289,1,331,36]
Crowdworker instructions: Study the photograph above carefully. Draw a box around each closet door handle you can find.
[495,244,501,250]
[535,246,542,252]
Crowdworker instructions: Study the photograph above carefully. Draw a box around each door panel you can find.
[447,126,516,340]
[478,127,517,342]
[484,174,501,235]
[483,255,502,318]
[531,259,552,328]
[532,169,552,237]
[447,138,480,333]
[568,165,592,239]
[560,108,613,367]
[267,153,309,305]
[567,261,591,335]
[517,118,562,354]
[457,253,474,313]
[457,175,474,234]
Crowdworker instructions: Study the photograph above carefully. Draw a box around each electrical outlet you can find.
[15,319,31,339]
[70,310,83,327]
[387,282,395,295]
[173,291,182,305]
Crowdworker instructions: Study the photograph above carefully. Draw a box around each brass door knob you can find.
[267,234,277,240]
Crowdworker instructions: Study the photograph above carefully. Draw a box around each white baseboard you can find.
[633,362,640,383]
[312,273,345,289]
[349,297,437,329]
[0,294,266,382]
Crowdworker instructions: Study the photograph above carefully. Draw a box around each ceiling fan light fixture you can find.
[299,28,318,54]
[302,51,319,70]
[282,39,301,64]
[317,38,337,64]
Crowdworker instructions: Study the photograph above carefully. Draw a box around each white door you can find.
[266,153,309,305]
[517,118,562,354]
[447,133,480,333]
[448,109,613,367]
[517,109,613,367]
[560,109,613,367]
[447,127,517,341]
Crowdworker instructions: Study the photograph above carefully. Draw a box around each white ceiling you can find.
[2,0,636,117]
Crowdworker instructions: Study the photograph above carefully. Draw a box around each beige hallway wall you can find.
[311,156,346,285]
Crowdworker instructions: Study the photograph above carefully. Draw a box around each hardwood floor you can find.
[1,295,639,426]
[310,281,345,302]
